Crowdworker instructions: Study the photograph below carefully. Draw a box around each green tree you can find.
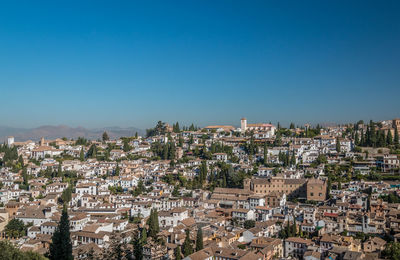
[79,148,85,161]
[291,221,297,236]
[75,137,88,146]
[60,186,72,204]
[49,206,73,260]
[182,229,193,257]
[290,151,296,166]
[387,130,393,146]
[133,232,143,260]
[133,180,145,196]
[169,142,176,160]
[263,142,268,165]
[336,137,341,153]
[102,131,109,142]
[383,242,400,260]
[172,185,180,197]
[140,227,147,244]
[87,144,97,158]
[147,209,160,239]
[360,129,365,146]
[395,128,400,146]
[355,131,359,145]
[123,139,131,152]
[199,161,207,186]
[115,164,120,176]
[163,144,169,160]
[57,162,63,178]
[22,168,30,190]
[195,228,203,252]
[5,218,26,238]
[377,130,386,147]
[0,241,47,260]
[146,121,167,137]
[175,245,182,260]
[174,122,181,133]
[244,220,256,229]
[370,121,377,147]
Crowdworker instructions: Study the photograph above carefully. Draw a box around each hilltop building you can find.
[241,118,276,137]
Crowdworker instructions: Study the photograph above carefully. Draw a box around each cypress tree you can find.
[387,130,393,146]
[49,206,73,260]
[370,121,377,147]
[133,232,143,260]
[263,142,268,165]
[336,137,341,153]
[140,227,147,244]
[169,142,176,160]
[360,129,365,146]
[285,220,291,237]
[57,162,63,178]
[355,131,359,145]
[175,245,182,260]
[102,131,109,142]
[182,229,193,257]
[153,209,159,234]
[291,221,297,236]
[92,144,97,158]
[290,151,296,166]
[195,228,203,251]
[163,144,169,160]
[200,161,207,183]
[378,130,386,147]
[365,126,371,146]
[115,164,120,176]
[147,209,160,238]
[395,128,399,146]
[22,169,29,189]
[285,152,289,167]
[123,139,131,152]
[79,148,84,161]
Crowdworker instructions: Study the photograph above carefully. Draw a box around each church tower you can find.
[241,118,247,132]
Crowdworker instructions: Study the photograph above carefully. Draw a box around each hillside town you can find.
[1,118,400,260]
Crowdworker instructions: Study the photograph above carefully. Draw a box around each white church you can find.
[240,118,276,138]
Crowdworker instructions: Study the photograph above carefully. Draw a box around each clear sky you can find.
[0,0,399,129]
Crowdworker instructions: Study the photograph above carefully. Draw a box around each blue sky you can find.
[0,0,399,129]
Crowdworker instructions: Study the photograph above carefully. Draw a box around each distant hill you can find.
[0,125,144,142]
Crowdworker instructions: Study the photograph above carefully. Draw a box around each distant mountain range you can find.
[0,125,144,142]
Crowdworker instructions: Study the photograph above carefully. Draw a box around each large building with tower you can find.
[7,136,14,147]
[240,118,276,137]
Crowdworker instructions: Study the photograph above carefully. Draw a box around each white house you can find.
[76,183,97,196]
[158,207,189,228]
[231,209,255,223]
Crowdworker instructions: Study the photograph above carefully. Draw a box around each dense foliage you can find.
[0,241,47,260]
